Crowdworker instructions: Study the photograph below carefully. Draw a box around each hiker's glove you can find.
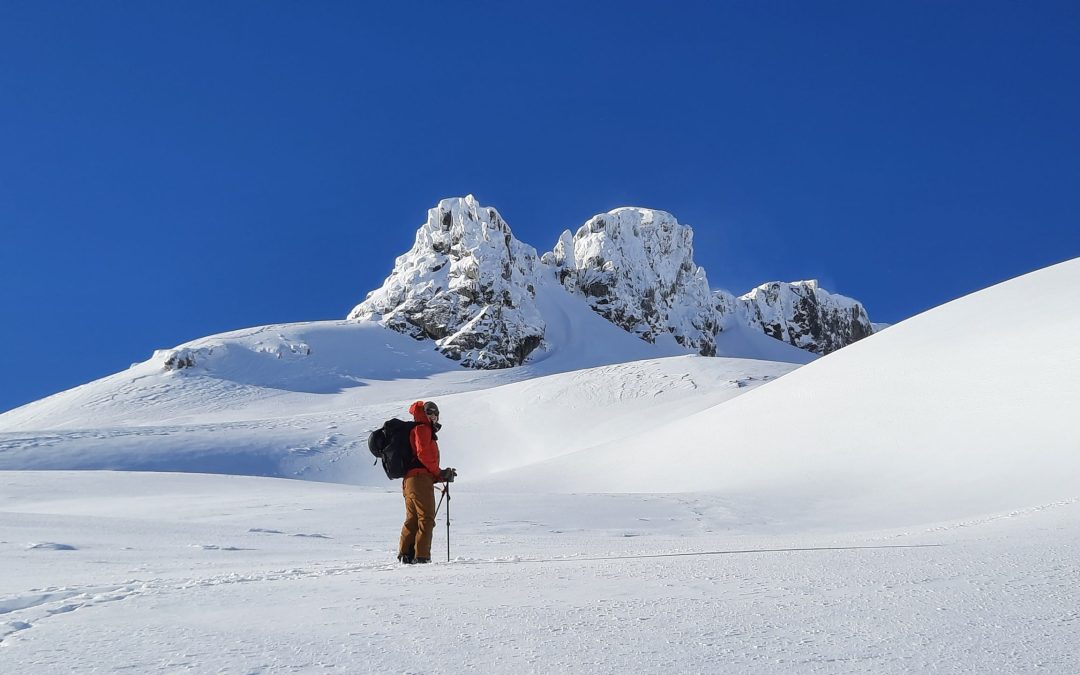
[441,468,457,483]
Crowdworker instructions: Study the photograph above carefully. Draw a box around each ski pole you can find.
[445,481,451,562]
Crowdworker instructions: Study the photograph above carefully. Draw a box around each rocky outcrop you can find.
[349,196,876,368]
[737,281,873,354]
[541,207,874,356]
[158,335,311,372]
[348,196,545,368]
[543,208,722,355]
[161,348,204,371]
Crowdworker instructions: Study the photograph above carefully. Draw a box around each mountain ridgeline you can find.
[348,196,875,368]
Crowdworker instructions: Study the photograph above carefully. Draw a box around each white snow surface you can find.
[0,274,808,482]
[1,471,1078,673]
[502,258,1080,519]
[1,257,1078,672]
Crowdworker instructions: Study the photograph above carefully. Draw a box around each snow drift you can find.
[500,258,1080,524]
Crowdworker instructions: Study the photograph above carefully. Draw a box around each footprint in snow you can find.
[291,533,332,539]
[248,528,284,534]
[192,545,254,551]
[27,542,77,551]
[0,584,143,644]
[1,620,33,639]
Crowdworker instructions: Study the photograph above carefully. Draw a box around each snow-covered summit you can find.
[543,207,722,355]
[541,206,874,356]
[738,280,873,354]
[348,196,546,368]
[348,196,875,368]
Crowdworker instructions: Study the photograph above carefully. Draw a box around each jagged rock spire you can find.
[350,196,876,369]
[543,207,721,355]
[348,196,545,368]
[738,281,873,354]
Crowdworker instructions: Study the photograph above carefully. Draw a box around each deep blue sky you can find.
[2,2,1078,413]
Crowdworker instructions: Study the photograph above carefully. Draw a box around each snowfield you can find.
[504,258,1080,523]
[1,257,1078,673]
[2,472,1078,673]
[0,275,808,483]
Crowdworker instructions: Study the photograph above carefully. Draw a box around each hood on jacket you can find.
[410,400,432,424]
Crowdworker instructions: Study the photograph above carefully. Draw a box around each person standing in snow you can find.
[398,400,456,564]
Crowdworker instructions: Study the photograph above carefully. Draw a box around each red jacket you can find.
[406,400,443,481]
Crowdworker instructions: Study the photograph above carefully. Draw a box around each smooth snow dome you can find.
[507,257,1080,524]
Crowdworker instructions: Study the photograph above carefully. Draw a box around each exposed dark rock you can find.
[348,196,545,369]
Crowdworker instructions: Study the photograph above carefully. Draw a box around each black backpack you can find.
[367,418,422,480]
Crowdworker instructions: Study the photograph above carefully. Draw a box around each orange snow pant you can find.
[399,473,436,559]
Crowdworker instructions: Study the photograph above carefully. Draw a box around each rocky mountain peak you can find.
[349,197,877,368]
[542,207,721,355]
[347,196,545,368]
[738,281,873,354]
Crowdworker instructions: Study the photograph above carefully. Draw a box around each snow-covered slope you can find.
[0,273,806,482]
[4,470,1078,673]
[499,258,1080,524]
[3,255,1075,528]
[2,248,1077,672]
